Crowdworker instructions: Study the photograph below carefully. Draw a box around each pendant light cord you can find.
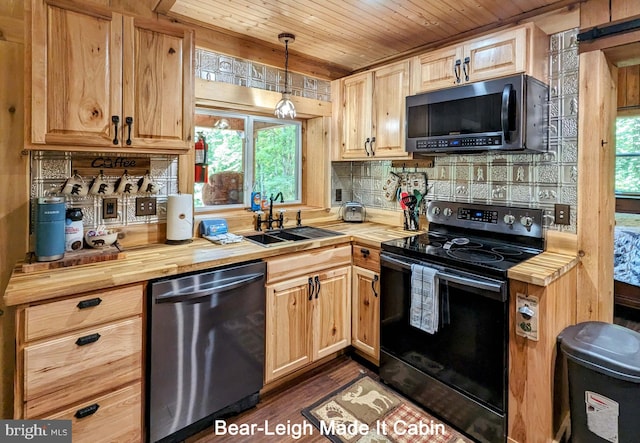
[284,39,289,94]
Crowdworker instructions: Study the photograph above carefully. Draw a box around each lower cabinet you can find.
[46,383,142,443]
[351,266,380,361]
[508,267,577,443]
[264,245,352,384]
[14,284,144,442]
[351,244,381,364]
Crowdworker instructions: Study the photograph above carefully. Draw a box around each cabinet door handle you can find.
[454,59,461,84]
[75,333,101,346]
[125,116,133,146]
[360,248,370,257]
[74,403,100,419]
[308,277,315,301]
[364,137,371,156]
[314,275,320,299]
[112,115,120,145]
[370,136,376,156]
[372,274,379,297]
[77,297,102,309]
[463,57,470,81]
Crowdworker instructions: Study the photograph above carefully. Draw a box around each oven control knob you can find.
[520,216,534,227]
[443,207,453,217]
[503,214,515,225]
[432,206,441,216]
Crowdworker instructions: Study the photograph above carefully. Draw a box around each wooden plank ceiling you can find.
[161,0,579,79]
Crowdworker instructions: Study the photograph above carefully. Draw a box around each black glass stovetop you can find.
[382,228,543,278]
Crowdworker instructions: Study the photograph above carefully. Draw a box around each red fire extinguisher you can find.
[194,132,208,183]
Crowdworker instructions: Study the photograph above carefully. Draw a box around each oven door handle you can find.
[381,253,505,297]
[437,272,503,294]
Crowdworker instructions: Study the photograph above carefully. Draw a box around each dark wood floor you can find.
[187,356,376,443]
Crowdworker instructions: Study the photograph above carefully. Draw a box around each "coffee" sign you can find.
[72,156,151,176]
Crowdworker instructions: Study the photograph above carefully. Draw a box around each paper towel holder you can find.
[166,193,194,245]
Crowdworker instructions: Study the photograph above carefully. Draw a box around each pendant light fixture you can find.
[274,33,296,119]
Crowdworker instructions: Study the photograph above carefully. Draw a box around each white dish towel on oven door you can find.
[410,264,439,334]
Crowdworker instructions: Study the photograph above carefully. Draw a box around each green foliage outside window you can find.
[255,125,297,201]
[615,117,640,195]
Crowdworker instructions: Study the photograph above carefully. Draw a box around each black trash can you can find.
[558,321,640,443]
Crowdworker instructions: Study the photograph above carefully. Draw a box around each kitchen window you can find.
[193,109,301,209]
[615,116,640,196]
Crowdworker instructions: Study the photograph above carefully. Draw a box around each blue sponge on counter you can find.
[200,219,228,236]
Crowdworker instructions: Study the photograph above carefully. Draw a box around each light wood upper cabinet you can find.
[412,23,547,94]
[31,0,194,153]
[336,60,411,160]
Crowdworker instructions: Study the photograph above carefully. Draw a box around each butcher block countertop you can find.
[3,223,415,306]
[3,221,579,306]
[508,251,579,287]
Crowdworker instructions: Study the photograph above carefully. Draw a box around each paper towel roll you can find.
[166,194,193,244]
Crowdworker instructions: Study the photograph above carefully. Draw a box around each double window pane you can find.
[194,109,301,209]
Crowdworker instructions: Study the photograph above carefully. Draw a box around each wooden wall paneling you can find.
[580,0,611,30]
[0,38,27,421]
[626,64,640,106]
[618,65,628,107]
[618,64,640,108]
[0,0,24,44]
[304,117,331,208]
[611,0,640,22]
[577,50,617,323]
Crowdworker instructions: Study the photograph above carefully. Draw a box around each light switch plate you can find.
[516,292,539,341]
[135,197,157,216]
[102,198,118,219]
[554,203,570,225]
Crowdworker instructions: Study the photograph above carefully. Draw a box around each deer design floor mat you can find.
[301,375,472,443]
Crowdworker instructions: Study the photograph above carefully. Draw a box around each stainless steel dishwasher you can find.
[147,260,266,443]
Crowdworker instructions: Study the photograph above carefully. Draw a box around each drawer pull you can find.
[74,403,100,419]
[75,333,101,346]
[360,248,370,257]
[77,297,102,309]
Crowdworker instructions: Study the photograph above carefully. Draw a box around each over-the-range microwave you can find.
[406,74,548,154]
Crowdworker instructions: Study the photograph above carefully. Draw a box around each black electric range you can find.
[382,200,545,278]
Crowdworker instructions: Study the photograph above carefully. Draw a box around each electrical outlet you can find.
[554,203,570,225]
[136,197,157,216]
[102,198,118,219]
[335,188,342,202]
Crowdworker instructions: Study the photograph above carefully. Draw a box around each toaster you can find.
[343,201,365,223]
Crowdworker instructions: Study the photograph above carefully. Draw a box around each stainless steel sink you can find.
[244,226,343,247]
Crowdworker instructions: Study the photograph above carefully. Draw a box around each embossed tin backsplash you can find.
[30,151,178,230]
[331,28,579,233]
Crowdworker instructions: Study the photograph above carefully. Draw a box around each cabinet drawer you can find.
[23,317,142,418]
[352,244,380,271]
[24,284,143,342]
[266,245,351,283]
[45,382,142,443]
